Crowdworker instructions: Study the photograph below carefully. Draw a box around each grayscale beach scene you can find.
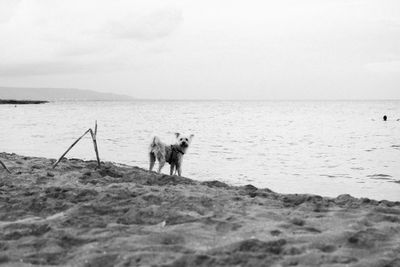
[1,1,400,266]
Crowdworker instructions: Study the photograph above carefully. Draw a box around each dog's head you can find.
[175,133,194,149]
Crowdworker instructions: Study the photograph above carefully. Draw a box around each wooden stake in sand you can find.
[0,159,11,173]
[52,121,101,169]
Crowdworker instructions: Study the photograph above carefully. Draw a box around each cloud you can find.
[0,61,97,76]
[365,61,400,73]
[105,8,183,41]
[0,0,183,77]
[1,0,400,99]
[0,0,21,23]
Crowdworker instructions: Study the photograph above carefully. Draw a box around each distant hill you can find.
[0,87,134,101]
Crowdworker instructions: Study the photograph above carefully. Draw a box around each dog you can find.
[149,133,194,176]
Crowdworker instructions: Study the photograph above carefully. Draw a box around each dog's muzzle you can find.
[181,142,188,148]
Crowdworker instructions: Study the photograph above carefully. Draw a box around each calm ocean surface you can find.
[1,100,399,200]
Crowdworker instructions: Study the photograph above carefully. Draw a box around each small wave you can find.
[320,174,336,178]
[211,144,224,148]
[327,165,339,169]
[367,174,392,177]
[366,174,393,180]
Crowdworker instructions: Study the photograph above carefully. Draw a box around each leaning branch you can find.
[52,121,101,169]
[52,129,91,169]
[0,159,11,173]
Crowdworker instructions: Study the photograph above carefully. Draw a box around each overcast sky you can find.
[0,0,399,99]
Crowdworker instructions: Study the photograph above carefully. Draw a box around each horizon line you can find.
[52,98,400,101]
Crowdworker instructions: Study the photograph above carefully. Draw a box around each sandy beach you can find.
[0,152,399,266]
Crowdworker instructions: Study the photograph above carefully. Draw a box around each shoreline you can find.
[0,152,400,266]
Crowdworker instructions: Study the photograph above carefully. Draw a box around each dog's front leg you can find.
[170,164,175,175]
[177,164,182,176]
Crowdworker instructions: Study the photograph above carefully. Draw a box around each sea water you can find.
[1,100,399,200]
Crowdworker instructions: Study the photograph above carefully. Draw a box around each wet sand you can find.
[0,152,400,266]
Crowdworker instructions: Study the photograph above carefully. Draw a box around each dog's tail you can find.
[149,136,162,153]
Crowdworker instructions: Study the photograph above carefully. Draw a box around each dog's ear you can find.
[175,132,180,138]
[189,134,194,142]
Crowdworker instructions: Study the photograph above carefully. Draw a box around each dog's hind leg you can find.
[170,164,175,175]
[149,152,156,171]
[157,160,166,174]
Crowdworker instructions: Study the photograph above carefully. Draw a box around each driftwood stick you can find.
[91,120,101,167]
[52,121,101,169]
[0,160,11,173]
[89,128,101,168]
[94,120,98,136]
[52,129,91,168]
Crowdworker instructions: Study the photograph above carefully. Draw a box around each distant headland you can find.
[0,86,134,101]
[0,99,48,105]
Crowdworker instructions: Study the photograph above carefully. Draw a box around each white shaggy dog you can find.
[149,133,194,176]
